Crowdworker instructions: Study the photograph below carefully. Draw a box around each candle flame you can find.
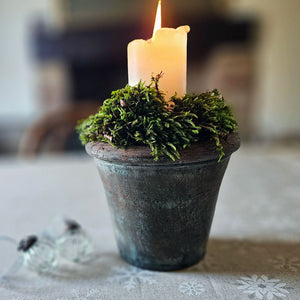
[152,0,161,38]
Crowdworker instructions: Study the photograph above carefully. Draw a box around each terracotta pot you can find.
[86,133,240,271]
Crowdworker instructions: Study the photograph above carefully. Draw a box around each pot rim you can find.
[85,132,240,165]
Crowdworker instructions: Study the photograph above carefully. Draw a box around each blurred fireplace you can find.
[32,16,256,102]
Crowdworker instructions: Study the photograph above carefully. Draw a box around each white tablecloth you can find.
[0,145,299,300]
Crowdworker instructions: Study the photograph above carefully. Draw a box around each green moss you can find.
[77,78,237,161]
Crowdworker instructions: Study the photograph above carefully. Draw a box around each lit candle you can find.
[128,0,190,100]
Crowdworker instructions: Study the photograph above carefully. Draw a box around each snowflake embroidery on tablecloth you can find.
[108,266,157,291]
[56,288,103,300]
[269,256,300,273]
[179,280,205,296]
[70,288,101,300]
[237,275,289,300]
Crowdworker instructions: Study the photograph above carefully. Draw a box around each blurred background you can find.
[0,0,299,157]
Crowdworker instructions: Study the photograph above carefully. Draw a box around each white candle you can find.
[128,0,190,100]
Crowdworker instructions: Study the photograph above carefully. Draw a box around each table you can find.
[0,145,299,299]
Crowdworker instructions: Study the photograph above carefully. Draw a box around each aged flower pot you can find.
[86,133,240,271]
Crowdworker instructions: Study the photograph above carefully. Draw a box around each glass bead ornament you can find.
[55,219,92,263]
[18,235,58,273]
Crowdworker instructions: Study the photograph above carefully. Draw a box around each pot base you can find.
[119,249,206,271]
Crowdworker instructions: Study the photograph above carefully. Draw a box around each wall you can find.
[0,0,50,121]
[229,0,300,139]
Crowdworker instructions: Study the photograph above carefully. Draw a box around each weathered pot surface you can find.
[86,133,240,271]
